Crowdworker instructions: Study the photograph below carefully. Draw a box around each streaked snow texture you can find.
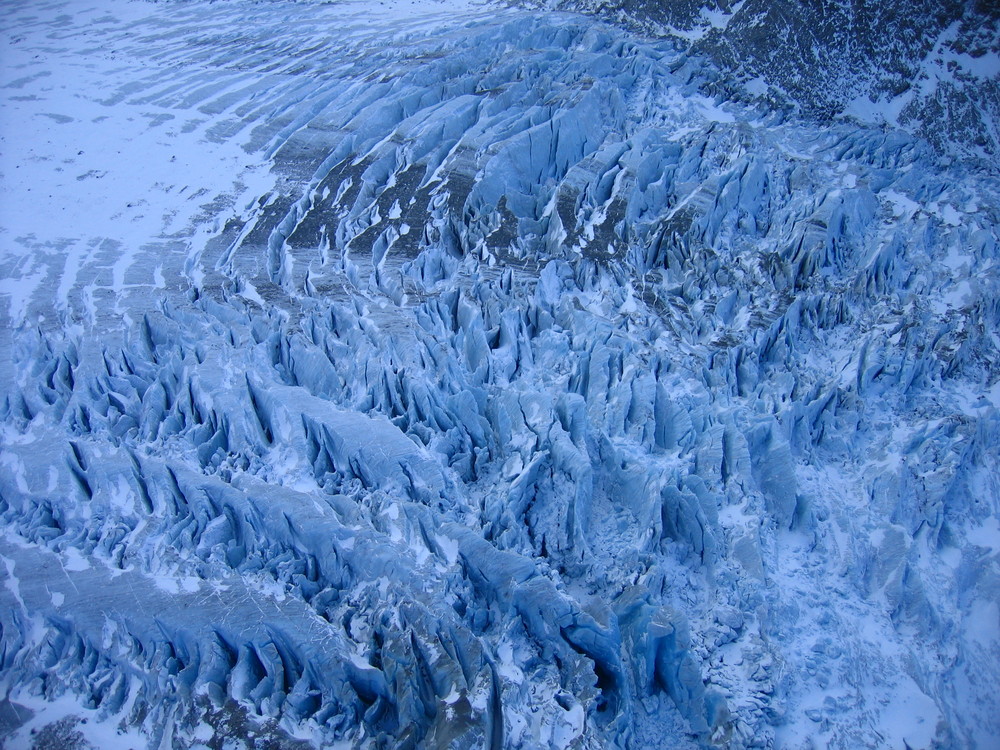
[1,1,998,748]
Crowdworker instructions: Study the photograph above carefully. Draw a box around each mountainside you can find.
[1,1,998,749]
[539,0,1000,167]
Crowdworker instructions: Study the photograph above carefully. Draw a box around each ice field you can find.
[1,1,998,747]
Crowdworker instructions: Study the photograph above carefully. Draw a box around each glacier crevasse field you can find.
[0,0,998,748]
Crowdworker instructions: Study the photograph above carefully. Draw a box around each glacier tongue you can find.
[1,0,999,748]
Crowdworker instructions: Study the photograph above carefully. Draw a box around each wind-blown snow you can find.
[1,0,998,749]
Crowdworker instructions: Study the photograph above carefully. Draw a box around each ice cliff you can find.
[0,0,998,748]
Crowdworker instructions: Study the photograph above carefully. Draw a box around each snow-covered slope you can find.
[1,1,998,748]
[535,0,1000,168]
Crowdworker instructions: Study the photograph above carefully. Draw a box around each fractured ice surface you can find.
[1,0,998,748]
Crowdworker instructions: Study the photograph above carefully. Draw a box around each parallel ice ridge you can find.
[1,1,999,749]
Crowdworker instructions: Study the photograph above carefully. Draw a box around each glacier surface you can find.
[1,0,998,748]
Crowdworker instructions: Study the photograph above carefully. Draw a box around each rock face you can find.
[544,0,1000,166]
[0,0,998,749]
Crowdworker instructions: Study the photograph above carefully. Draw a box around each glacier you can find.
[0,0,998,748]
